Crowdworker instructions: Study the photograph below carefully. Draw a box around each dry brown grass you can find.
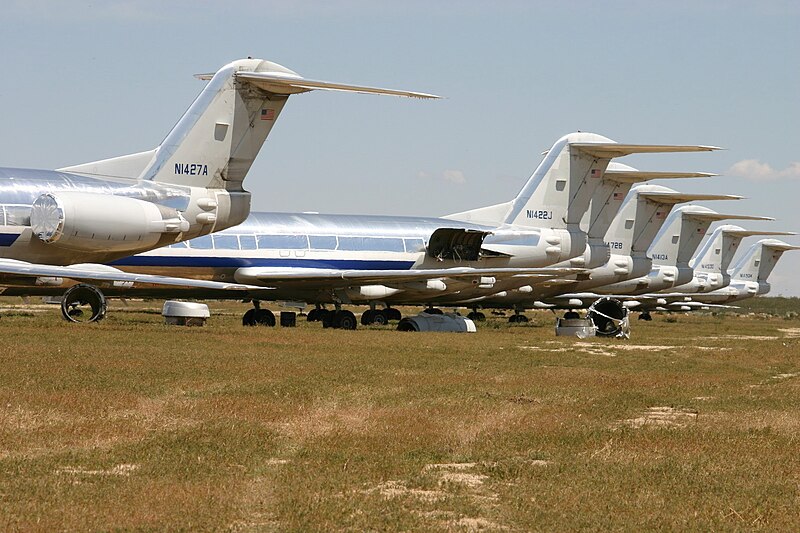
[0,300,798,530]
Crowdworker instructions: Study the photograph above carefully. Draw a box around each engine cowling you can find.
[30,192,189,253]
[397,312,476,333]
[588,297,630,338]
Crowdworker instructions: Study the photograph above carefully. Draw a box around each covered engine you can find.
[397,312,476,333]
[587,297,630,338]
[30,192,189,253]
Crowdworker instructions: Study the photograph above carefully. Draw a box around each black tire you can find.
[361,309,376,325]
[425,307,443,315]
[307,308,323,322]
[638,312,653,321]
[334,310,357,330]
[372,310,388,325]
[509,314,529,323]
[384,308,402,321]
[254,309,276,327]
[321,310,335,328]
[564,311,580,320]
[242,308,257,326]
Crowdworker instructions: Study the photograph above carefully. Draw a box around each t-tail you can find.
[444,132,719,263]
[603,185,728,278]
[59,58,439,229]
[690,226,794,290]
[578,163,713,268]
[729,239,800,295]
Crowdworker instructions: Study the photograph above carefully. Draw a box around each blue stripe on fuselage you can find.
[110,256,416,270]
[0,233,20,246]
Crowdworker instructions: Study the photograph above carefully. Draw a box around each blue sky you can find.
[1,1,799,294]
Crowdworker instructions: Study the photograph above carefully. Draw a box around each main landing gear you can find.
[638,311,653,321]
[467,309,486,321]
[242,300,276,326]
[304,305,358,329]
[508,313,529,323]
[361,306,402,325]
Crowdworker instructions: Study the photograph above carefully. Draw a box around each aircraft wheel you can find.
[61,284,107,323]
[307,308,323,322]
[321,310,335,328]
[243,309,257,326]
[372,310,388,325]
[333,310,357,330]
[509,314,529,323]
[425,307,443,315]
[563,311,580,320]
[638,312,653,321]
[385,308,402,321]
[254,309,276,327]
[467,311,486,321]
[361,309,376,325]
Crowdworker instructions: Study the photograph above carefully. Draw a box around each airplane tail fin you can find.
[731,239,800,284]
[649,205,769,268]
[444,133,719,232]
[604,185,725,259]
[578,165,713,267]
[59,58,438,189]
[692,226,795,275]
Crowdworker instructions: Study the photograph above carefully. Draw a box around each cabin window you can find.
[309,235,338,250]
[213,235,240,250]
[189,235,214,249]
[257,234,309,250]
[338,236,404,252]
[404,238,426,253]
[5,205,30,227]
[239,235,257,250]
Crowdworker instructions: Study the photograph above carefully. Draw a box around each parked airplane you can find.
[0,57,438,321]
[2,132,720,327]
[457,183,744,317]
[636,238,800,311]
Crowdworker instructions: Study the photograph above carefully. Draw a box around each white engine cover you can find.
[30,192,188,252]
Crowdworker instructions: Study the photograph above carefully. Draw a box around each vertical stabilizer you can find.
[59,59,439,190]
[731,239,800,284]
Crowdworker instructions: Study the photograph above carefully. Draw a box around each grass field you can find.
[0,299,799,531]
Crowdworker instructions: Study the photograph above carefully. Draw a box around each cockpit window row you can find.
[169,234,427,253]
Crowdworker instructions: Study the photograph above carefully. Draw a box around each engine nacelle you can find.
[397,312,476,333]
[30,192,189,253]
[588,297,630,338]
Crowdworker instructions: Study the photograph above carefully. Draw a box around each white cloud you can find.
[442,169,466,185]
[727,159,800,181]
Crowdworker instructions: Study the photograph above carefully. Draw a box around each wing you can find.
[0,259,261,291]
[233,266,584,290]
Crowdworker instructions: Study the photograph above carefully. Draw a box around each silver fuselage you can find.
[0,168,247,267]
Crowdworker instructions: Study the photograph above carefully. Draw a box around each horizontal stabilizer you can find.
[724,230,796,238]
[572,143,722,159]
[603,170,716,183]
[235,71,441,99]
[684,212,774,222]
[763,242,800,251]
[639,192,743,204]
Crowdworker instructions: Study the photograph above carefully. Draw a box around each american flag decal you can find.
[613,192,624,200]
[590,169,602,178]
[656,210,666,219]
[261,108,275,120]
